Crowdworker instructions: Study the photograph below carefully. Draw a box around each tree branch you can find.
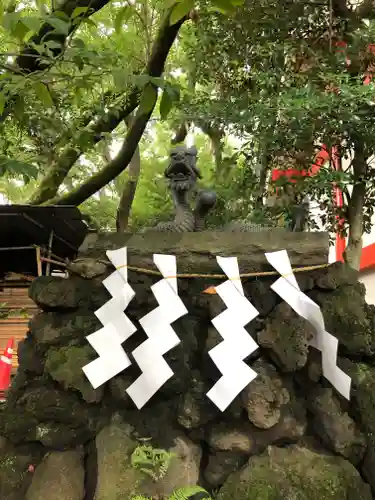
[16,0,111,74]
[0,0,111,123]
[52,87,156,206]
[51,11,187,207]
[30,8,188,205]
[28,91,140,204]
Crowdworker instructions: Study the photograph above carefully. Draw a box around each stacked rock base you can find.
[0,232,374,500]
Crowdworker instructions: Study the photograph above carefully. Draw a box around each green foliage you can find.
[1,0,375,259]
[0,302,28,319]
[130,444,212,499]
[131,485,212,499]
[169,486,212,499]
[173,0,375,242]
[130,444,174,482]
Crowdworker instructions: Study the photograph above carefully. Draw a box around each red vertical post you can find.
[332,146,346,262]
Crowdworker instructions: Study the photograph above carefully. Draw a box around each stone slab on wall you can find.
[78,231,329,272]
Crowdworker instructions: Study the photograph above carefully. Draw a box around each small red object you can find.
[0,338,14,394]
[28,464,35,473]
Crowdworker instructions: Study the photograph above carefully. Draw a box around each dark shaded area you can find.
[0,205,87,278]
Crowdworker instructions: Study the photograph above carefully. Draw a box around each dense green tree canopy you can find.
[1,0,375,268]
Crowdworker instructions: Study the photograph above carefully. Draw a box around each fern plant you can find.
[131,485,212,499]
[169,485,212,499]
[131,445,174,482]
[130,444,212,500]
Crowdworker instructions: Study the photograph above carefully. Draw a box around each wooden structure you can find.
[0,205,88,370]
[0,276,38,371]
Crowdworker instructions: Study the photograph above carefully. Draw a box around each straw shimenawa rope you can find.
[115,262,331,280]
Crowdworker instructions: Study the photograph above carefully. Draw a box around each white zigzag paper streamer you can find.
[126,254,188,409]
[83,246,137,389]
[206,256,260,412]
[265,249,351,400]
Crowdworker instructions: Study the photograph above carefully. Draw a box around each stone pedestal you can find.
[0,232,374,500]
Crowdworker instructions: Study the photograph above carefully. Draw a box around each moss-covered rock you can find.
[0,442,45,500]
[1,376,107,446]
[309,387,366,465]
[257,302,314,371]
[241,359,290,429]
[217,445,372,500]
[25,449,85,500]
[177,373,219,430]
[317,284,375,356]
[29,310,101,345]
[94,415,202,500]
[45,343,104,403]
[17,335,46,374]
[93,418,143,500]
[313,262,359,291]
[339,359,375,438]
[29,275,110,311]
[362,436,375,493]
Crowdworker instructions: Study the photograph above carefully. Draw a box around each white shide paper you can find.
[265,249,351,400]
[82,247,137,389]
[206,256,260,411]
[126,254,188,409]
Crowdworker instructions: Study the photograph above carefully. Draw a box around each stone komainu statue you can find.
[146,145,216,233]
[146,145,308,233]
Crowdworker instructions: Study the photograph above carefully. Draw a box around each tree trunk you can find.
[254,152,270,210]
[116,117,141,231]
[344,142,367,270]
[199,122,224,175]
[29,92,140,205]
[115,146,141,231]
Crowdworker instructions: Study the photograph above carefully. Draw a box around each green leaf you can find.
[1,12,21,32]
[22,16,43,34]
[112,68,129,89]
[44,40,63,49]
[71,6,89,18]
[71,38,85,49]
[169,0,194,25]
[133,74,152,88]
[114,6,133,34]
[12,21,30,41]
[72,55,84,71]
[46,16,70,35]
[149,76,165,88]
[164,0,180,8]
[1,158,38,178]
[33,82,54,107]
[0,93,6,115]
[159,90,173,120]
[139,85,157,114]
[81,17,97,27]
[210,0,236,13]
[51,10,71,22]
[165,83,181,102]
[230,0,245,5]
